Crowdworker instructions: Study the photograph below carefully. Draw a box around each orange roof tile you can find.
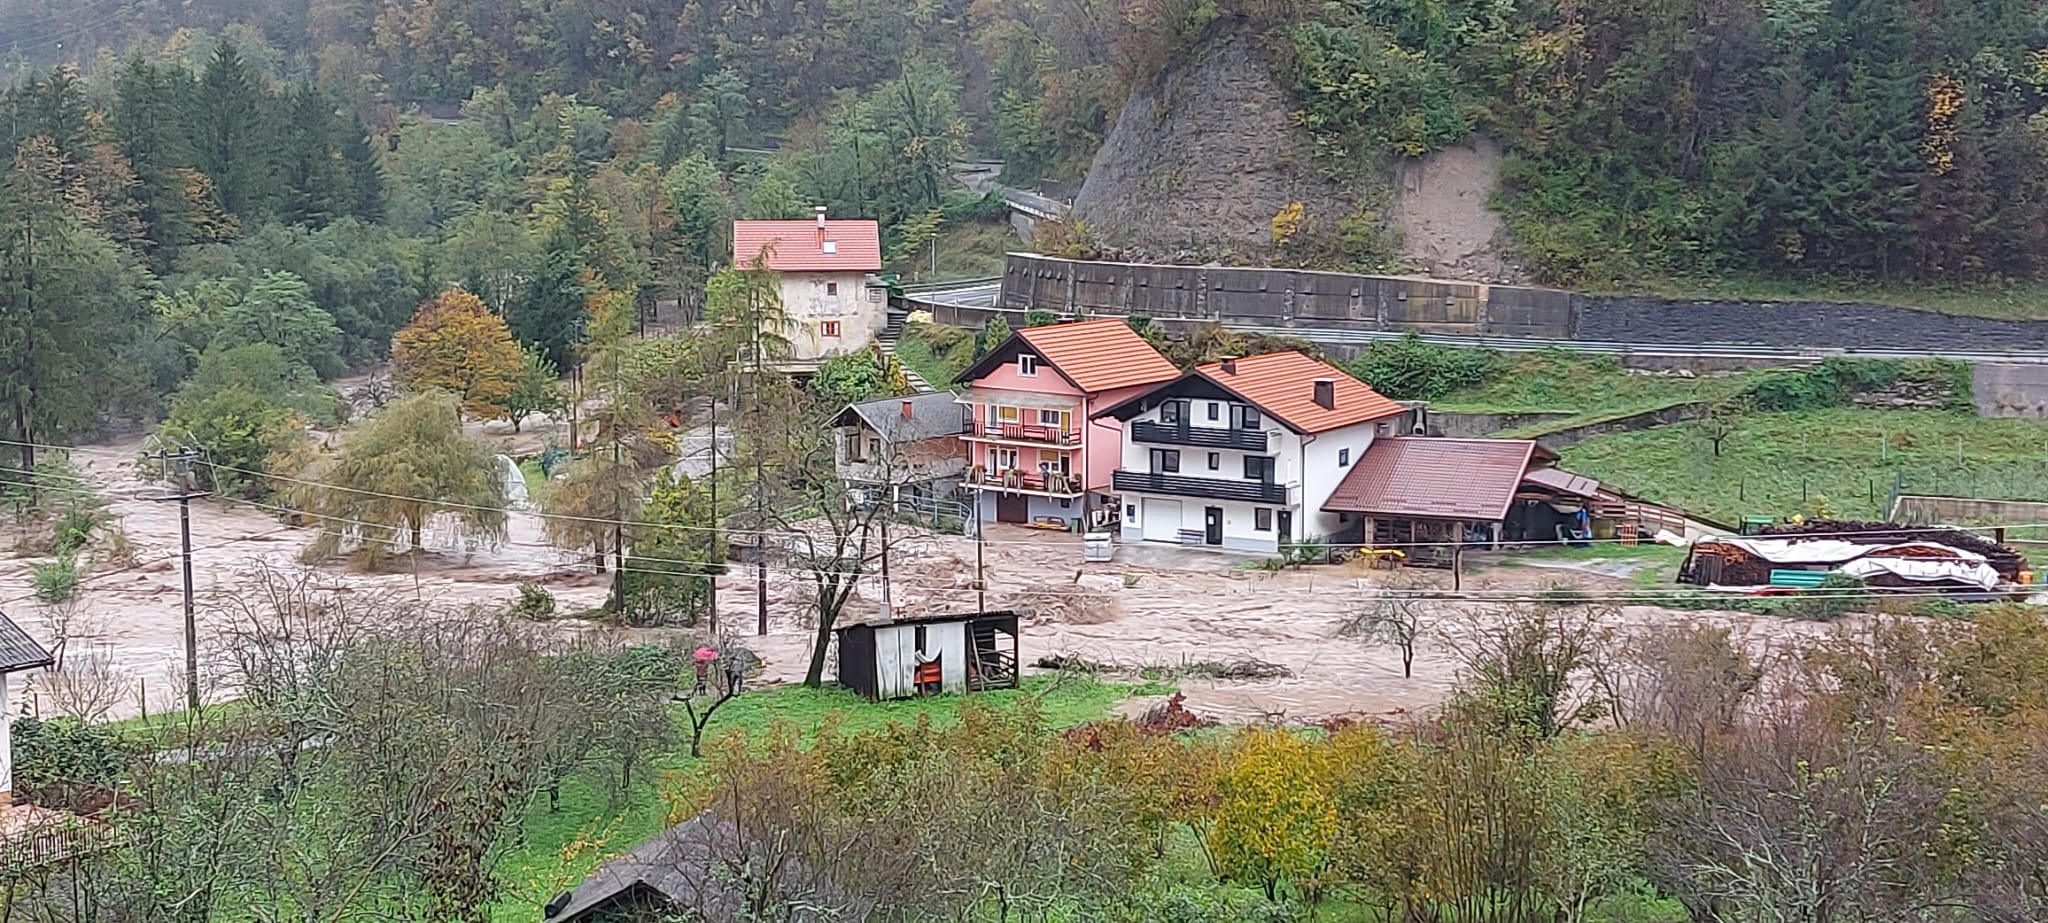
[1015,319,1180,393]
[732,219,882,272]
[1197,351,1405,434]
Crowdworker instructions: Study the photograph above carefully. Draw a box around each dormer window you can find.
[1017,355,1038,377]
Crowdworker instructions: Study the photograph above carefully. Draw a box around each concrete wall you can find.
[990,254,2048,354]
[1425,411,1576,439]
[1527,403,1707,451]
[1974,364,2048,418]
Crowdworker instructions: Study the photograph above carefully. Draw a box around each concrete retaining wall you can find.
[995,254,2048,353]
[1424,411,1575,439]
[1973,364,2048,418]
[1525,403,1707,451]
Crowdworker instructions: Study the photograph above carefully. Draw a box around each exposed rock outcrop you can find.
[1071,19,1345,260]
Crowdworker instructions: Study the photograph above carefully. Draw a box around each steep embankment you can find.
[1071,20,1346,260]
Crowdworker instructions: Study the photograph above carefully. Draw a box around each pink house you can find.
[952,318,1180,526]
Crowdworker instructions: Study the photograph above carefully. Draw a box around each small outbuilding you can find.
[542,811,868,923]
[833,611,1021,700]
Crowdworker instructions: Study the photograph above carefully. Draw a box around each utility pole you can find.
[975,515,986,612]
[149,447,202,711]
[751,312,768,637]
[706,380,719,634]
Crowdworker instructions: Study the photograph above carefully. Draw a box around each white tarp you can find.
[1839,557,2001,590]
[1697,537,1986,566]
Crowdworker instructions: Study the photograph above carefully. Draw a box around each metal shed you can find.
[833,611,1021,701]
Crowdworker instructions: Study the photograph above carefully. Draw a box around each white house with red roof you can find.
[731,208,885,364]
[1094,351,1410,553]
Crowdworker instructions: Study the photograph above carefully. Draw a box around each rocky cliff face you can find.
[1071,20,1346,260]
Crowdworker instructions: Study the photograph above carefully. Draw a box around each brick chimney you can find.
[1312,378,1335,410]
[1220,356,1237,375]
[814,205,828,230]
[901,399,915,419]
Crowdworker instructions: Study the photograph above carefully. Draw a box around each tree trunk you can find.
[12,401,31,472]
[804,601,837,687]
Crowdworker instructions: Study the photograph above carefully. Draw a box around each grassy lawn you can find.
[1433,351,1745,417]
[1560,408,2048,525]
[896,321,975,392]
[489,675,1146,922]
[1613,273,2048,321]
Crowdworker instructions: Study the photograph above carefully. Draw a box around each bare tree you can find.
[1441,602,1615,739]
[1596,621,1763,759]
[1338,579,1439,678]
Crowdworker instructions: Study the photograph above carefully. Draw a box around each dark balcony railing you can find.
[1130,421,1269,451]
[961,420,1083,447]
[967,467,1084,496]
[1112,470,1287,504]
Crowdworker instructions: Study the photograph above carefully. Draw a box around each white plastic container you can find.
[1082,531,1113,562]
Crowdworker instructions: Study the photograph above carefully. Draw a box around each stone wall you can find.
[990,253,2048,354]
[1423,410,1575,439]
[1973,364,2048,419]
[1525,403,1707,451]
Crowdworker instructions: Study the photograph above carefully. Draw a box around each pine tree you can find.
[108,56,199,271]
[510,239,593,370]
[191,42,280,222]
[338,110,384,222]
[279,85,349,228]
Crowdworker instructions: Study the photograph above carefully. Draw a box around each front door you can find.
[1278,510,1293,544]
[1204,507,1223,545]
[995,494,1029,524]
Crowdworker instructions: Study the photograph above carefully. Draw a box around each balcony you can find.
[1130,421,1269,451]
[967,466,1085,497]
[960,420,1083,448]
[1112,470,1289,504]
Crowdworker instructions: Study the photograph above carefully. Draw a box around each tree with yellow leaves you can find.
[1208,728,1337,901]
[390,287,526,419]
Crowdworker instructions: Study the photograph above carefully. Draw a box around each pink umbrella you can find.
[693,647,718,663]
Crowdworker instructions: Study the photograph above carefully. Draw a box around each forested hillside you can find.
[3,0,2047,459]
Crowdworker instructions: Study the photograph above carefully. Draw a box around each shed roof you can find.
[834,392,962,443]
[543,812,865,923]
[957,319,1179,393]
[1194,352,1405,433]
[1323,437,1544,521]
[1521,466,1600,498]
[0,610,52,674]
[732,219,882,273]
[835,610,1020,633]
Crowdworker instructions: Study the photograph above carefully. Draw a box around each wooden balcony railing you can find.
[961,420,1083,447]
[1130,421,1269,451]
[1111,470,1288,504]
[966,467,1084,496]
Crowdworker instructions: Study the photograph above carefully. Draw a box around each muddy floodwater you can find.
[1,435,1833,723]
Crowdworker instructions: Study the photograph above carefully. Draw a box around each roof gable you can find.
[834,392,963,442]
[0,609,52,673]
[732,220,882,273]
[1194,352,1405,434]
[959,319,1179,393]
[1322,437,1540,521]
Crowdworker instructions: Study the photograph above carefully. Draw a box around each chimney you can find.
[901,399,915,420]
[1312,378,1335,410]
[1220,356,1237,375]
[814,205,828,230]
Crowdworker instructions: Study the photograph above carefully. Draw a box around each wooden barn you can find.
[833,611,1021,700]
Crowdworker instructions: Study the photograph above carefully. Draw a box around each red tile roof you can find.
[1198,351,1406,433]
[732,219,882,273]
[1323,437,1539,521]
[1015,319,1180,393]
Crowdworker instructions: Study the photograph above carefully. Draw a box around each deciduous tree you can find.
[292,391,507,566]
[390,287,526,418]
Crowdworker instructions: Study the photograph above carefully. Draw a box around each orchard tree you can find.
[390,287,526,419]
[292,391,508,567]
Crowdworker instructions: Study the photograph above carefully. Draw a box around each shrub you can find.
[1024,308,1060,328]
[512,583,557,620]
[12,717,140,791]
[1346,333,1500,400]
[1783,573,1868,621]
[31,555,79,604]
[50,504,100,556]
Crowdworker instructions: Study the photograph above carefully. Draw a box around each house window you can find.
[1160,400,1183,424]
[826,282,840,296]
[868,438,882,458]
[1126,504,1137,519]
[1378,421,1391,435]
[1207,402,1220,421]
[1038,409,1062,426]
[997,405,1020,423]
[1339,448,1352,467]
[1256,509,1273,531]
[1237,407,1262,429]
[1244,456,1274,483]
[1208,452,1220,470]
[1018,355,1038,377]
[845,432,865,461]
[820,320,842,338]
[1150,449,1180,473]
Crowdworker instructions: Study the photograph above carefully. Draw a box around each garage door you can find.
[1141,498,1182,543]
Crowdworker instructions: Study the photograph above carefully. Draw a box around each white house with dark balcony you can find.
[1093,351,1409,553]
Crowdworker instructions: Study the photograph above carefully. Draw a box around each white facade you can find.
[780,272,884,362]
[1116,397,1389,553]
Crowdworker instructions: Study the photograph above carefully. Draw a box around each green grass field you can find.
[1560,408,2048,525]
[1615,273,2048,321]
[896,321,975,392]
[1432,350,1745,417]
